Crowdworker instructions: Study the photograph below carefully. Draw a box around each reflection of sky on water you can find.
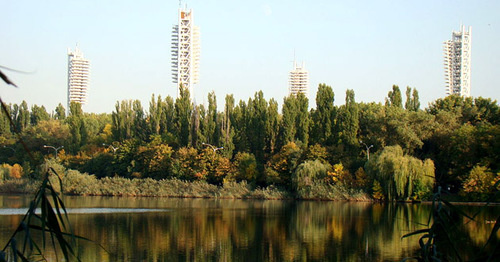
[0,208,170,215]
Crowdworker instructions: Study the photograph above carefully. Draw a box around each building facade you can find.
[171,7,200,97]
[443,25,472,97]
[289,61,309,96]
[67,46,90,110]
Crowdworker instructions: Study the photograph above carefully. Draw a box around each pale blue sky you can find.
[2,0,499,113]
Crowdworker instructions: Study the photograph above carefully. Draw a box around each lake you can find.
[0,194,497,261]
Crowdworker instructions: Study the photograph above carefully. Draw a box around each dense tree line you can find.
[1,84,499,201]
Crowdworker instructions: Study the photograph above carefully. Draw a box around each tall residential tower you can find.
[67,45,90,110]
[289,61,309,96]
[171,7,200,97]
[443,25,472,97]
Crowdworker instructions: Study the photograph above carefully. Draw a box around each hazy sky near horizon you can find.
[2,0,500,114]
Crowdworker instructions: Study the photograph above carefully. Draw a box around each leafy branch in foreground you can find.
[0,69,100,261]
[0,167,84,261]
[402,184,500,262]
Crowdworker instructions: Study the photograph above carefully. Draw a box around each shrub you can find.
[293,160,331,190]
[62,169,99,195]
[460,165,500,201]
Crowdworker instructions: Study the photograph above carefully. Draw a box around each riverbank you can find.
[0,176,370,201]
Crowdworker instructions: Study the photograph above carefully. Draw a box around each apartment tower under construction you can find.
[443,25,472,97]
[171,7,200,97]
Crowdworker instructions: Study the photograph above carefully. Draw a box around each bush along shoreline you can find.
[0,176,370,201]
[0,160,369,201]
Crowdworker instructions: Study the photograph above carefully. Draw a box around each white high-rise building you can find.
[443,25,472,97]
[171,7,200,97]
[67,45,90,110]
[289,61,309,96]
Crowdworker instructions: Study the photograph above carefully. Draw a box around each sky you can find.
[2,0,500,114]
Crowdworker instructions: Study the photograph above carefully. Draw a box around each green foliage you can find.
[55,103,66,120]
[460,166,500,201]
[220,94,236,158]
[174,85,193,147]
[337,89,359,148]
[303,144,328,163]
[386,85,402,108]
[292,160,331,191]
[366,145,435,200]
[371,180,385,201]
[232,152,258,182]
[404,86,420,111]
[310,83,335,145]
[1,167,88,261]
[1,81,498,201]
[265,142,303,187]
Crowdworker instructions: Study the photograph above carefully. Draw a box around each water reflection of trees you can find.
[1,197,497,261]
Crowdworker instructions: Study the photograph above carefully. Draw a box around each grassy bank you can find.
[0,175,370,201]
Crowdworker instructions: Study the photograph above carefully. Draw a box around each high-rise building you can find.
[67,45,90,110]
[289,61,309,96]
[171,7,200,97]
[443,25,472,97]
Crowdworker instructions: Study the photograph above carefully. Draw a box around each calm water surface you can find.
[0,195,497,261]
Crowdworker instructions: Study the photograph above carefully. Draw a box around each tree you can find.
[405,87,420,111]
[0,103,12,137]
[460,165,500,201]
[15,101,30,131]
[231,152,258,182]
[366,145,435,200]
[386,85,403,108]
[266,98,280,155]
[148,94,161,135]
[280,95,297,145]
[30,105,50,126]
[265,142,303,188]
[295,92,309,146]
[66,102,87,153]
[190,104,204,148]
[205,91,219,145]
[232,100,250,153]
[337,89,359,148]
[111,100,134,141]
[132,100,147,141]
[247,91,268,164]
[220,94,235,158]
[311,83,335,145]
[293,160,331,191]
[411,88,420,111]
[54,103,66,120]
[174,85,193,147]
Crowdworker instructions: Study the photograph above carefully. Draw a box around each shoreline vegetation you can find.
[0,85,499,203]
[0,176,370,201]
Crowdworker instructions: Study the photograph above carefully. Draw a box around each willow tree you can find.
[367,145,434,200]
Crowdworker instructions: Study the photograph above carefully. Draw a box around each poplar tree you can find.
[54,103,66,120]
[280,95,297,145]
[295,92,309,146]
[220,94,235,158]
[338,89,359,147]
[174,85,192,147]
[205,91,218,145]
[266,98,280,155]
[311,83,335,145]
[386,85,403,108]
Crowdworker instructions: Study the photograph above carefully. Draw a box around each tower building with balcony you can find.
[289,61,309,96]
[67,45,90,111]
[443,25,472,97]
[171,7,200,97]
